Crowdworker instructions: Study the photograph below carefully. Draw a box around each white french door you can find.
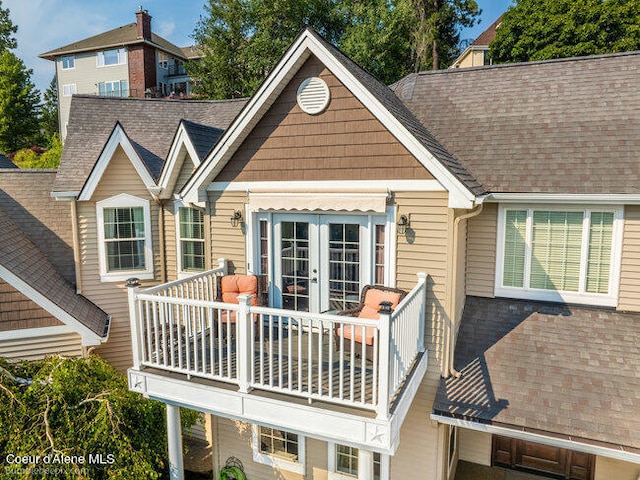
[265,213,381,313]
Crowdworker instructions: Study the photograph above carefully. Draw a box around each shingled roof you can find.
[392,51,640,195]
[470,15,503,47]
[434,296,640,454]
[0,199,109,339]
[54,96,247,194]
[182,120,225,162]
[39,22,185,60]
[0,154,16,169]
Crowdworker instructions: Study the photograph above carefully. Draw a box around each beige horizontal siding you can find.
[458,429,491,466]
[208,191,248,275]
[164,202,178,281]
[393,191,451,480]
[618,206,640,311]
[0,330,83,361]
[79,146,163,371]
[176,158,195,192]
[594,456,639,480]
[466,203,497,298]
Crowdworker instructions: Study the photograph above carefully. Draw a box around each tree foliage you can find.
[41,76,60,142]
[189,0,480,99]
[0,0,17,51]
[0,355,199,479]
[491,0,640,63]
[0,50,40,153]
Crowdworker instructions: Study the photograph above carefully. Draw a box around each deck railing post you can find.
[237,293,253,393]
[376,301,393,420]
[126,278,143,368]
[416,272,428,353]
[217,257,228,275]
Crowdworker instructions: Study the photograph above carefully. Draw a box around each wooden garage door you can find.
[492,436,594,480]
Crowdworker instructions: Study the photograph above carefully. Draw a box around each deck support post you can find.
[416,272,428,353]
[166,403,184,480]
[126,278,143,368]
[358,448,374,480]
[376,301,392,420]
[237,293,253,393]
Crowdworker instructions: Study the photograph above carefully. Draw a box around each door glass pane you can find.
[329,223,360,311]
[281,221,309,311]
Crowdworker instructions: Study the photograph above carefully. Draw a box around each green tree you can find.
[0,355,199,479]
[0,50,40,153]
[407,0,481,70]
[41,75,60,141]
[0,0,17,51]
[490,0,640,63]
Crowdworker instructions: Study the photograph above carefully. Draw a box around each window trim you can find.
[97,80,129,98]
[97,48,126,67]
[96,194,154,282]
[61,55,75,70]
[251,425,305,474]
[327,443,389,480]
[175,202,206,278]
[62,83,77,97]
[495,204,623,307]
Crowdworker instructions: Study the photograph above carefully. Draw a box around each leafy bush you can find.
[0,355,200,479]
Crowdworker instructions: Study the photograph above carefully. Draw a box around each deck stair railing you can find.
[128,268,427,417]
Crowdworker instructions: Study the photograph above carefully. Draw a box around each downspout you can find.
[445,202,484,379]
[70,198,83,294]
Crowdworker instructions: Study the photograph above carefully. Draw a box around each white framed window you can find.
[176,204,206,276]
[328,443,388,480]
[61,55,75,69]
[97,48,126,67]
[251,425,305,474]
[98,80,129,98]
[157,51,168,69]
[62,83,77,97]
[495,205,623,306]
[96,194,154,282]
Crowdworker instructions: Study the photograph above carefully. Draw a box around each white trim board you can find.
[158,122,202,200]
[0,325,75,341]
[208,180,446,192]
[483,193,640,205]
[431,414,640,465]
[180,29,475,208]
[0,265,104,346]
[78,122,158,201]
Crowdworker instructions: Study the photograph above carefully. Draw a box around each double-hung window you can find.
[177,206,205,274]
[62,84,77,97]
[328,443,387,480]
[97,48,126,67]
[496,205,623,306]
[97,194,153,282]
[251,425,305,474]
[61,55,75,69]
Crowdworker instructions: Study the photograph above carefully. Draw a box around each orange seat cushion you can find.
[357,289,402,320]
[337,325,377,346]
[221,275,259,306]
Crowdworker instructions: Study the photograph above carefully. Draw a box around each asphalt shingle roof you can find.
[54,96,248,194]
[392,51,640,195]
[0,154,16,169]
[181,119,225,162]
[434,296,640,453]
[0,203,109,337]
[40,22,186,60]
[470,15,503,47]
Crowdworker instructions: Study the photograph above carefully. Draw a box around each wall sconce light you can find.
[397,214,411,234]
[230,210,243,228]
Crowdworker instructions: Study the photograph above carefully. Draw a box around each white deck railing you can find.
[128,270,427,418]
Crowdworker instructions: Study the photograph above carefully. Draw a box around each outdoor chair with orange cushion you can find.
[334,285,407,357]
[215,274,268,331]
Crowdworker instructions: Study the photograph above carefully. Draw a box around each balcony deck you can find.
[127,264,428,453]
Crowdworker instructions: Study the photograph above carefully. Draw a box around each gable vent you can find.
[296,77,330,115]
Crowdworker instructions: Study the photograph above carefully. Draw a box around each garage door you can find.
[492,436,594,480]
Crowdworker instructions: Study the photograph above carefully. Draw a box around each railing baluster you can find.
[360,324,366,404]
[153,300,160,365]
[287,317,293,391]
[144,301,152,362]
[209,307,215,375]
[297,318,303,394]
[269,314,274,387]
[307,319,313,397]
[278,315,283,389]
[318,320,323,397]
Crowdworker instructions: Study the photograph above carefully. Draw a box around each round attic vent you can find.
[296,77,330,114]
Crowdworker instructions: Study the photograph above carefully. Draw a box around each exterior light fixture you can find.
[397,214,411,234]
[230,210,243,228]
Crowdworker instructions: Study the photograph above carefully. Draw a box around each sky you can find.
[5,0,512,95]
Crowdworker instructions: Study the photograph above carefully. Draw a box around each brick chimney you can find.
[136,8,152,40]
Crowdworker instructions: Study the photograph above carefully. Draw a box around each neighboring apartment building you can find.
[451,15,502,68]
[39,28,640,480]
[39,8,201,139]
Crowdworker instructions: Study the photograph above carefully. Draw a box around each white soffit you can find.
[248,191,388,213]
